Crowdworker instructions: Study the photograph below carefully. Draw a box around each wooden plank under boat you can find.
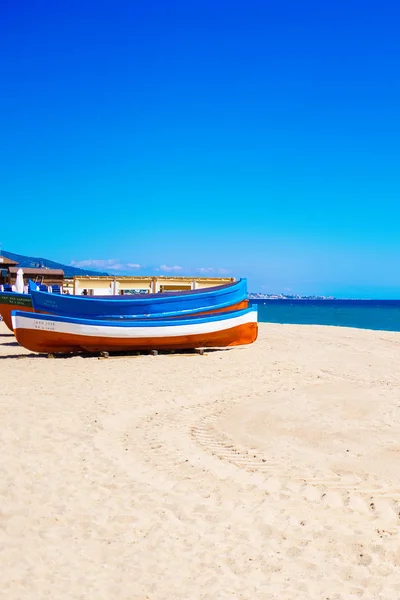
[0,292,33,332]
[29,278,248,319]
[11,307,258,354]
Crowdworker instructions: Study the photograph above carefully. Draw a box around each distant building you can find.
[0,255,64,288]
[0,255,18,280]
[72,275,235,296]
[8,267,64,287]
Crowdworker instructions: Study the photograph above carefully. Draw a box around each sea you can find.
[252,299,400,333]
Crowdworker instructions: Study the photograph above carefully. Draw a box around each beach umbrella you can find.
[15,268,24,293]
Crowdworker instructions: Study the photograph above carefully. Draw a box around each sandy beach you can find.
[1,320,400,599]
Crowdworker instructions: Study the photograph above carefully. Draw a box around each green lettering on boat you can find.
[0,294,33,307]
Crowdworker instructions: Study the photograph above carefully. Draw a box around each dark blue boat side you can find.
[29,278,248,319]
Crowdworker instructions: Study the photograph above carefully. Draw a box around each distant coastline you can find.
[249,294,400,306]
[249,293,337,301]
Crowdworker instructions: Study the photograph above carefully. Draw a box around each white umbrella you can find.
[15,268,24,293]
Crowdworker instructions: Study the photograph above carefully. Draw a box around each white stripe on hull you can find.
[12,310,258,339]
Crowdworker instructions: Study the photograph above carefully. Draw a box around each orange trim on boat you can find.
[14,322,258,354]
[0,303,34,332]
[170,299,249,317]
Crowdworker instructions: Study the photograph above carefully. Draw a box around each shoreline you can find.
[2,321,400,598]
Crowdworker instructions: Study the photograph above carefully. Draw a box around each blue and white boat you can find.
[12,306,258,354]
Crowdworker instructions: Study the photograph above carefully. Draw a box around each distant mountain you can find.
[2,250,110,278]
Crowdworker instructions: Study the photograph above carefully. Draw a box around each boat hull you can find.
[29,279,248,319]
[12,308,258,354]
[0,293,33,331]
[36,299,249,319]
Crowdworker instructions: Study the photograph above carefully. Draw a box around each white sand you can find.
[1,320,400,599]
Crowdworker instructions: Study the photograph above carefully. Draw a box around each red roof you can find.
[0,256,18,266]
[8,267,64,276]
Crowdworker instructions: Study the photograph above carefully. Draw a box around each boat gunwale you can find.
[29,278,246,306]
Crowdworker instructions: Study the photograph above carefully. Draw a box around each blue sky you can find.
[1,0,400,297]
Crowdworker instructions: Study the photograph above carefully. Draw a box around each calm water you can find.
[252,299,400,332]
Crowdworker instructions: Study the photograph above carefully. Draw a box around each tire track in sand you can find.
[190,411,400,526]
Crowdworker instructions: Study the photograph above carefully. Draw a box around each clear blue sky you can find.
[1,0,400,297]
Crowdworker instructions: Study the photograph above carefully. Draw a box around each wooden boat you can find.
[12,306,258,354]
[0,292,33,331]
[29,278,249,319]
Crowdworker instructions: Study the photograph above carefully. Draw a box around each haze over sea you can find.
[254,299,400,332]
